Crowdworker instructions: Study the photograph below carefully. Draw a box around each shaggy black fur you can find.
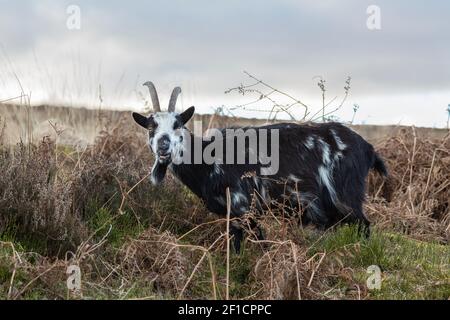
[163,121,388,253]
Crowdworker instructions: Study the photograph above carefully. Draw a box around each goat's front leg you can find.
[229,218,265,253]
[249,218,265,241]
[229,221,243,254]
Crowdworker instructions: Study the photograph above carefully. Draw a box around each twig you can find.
[13,263,59,300]
[307,252,326,287]
[225,187,231,300]
[289,241,302,300]
[176,235,223,299]
[419,150,436,213]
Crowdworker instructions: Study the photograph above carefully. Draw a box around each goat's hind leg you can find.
[330,200,371,238]
[357,215,371,238]
[351,201,371,238]
[347,204,371,238]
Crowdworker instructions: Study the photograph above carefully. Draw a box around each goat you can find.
[132,82,388,253]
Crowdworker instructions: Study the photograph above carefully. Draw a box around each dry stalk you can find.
[225,187,231,300]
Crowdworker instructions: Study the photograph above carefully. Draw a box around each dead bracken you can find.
[0,111,448,300]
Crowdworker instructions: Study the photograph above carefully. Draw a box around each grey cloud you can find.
[0,0,448,126]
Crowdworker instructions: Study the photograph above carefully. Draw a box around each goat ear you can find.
[132,112,149,128]
[179,106,195,125]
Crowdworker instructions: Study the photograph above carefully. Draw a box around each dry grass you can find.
[367,127,450,243]
[0,110,448,300]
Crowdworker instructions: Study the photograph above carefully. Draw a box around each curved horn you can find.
[143,81,161,112]
[168,87,181,112]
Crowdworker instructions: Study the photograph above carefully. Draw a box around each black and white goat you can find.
[132,82,388,252]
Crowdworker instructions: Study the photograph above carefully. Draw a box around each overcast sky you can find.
[0,0,449,127]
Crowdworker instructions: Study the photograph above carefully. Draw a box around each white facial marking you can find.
[150,112,187,163]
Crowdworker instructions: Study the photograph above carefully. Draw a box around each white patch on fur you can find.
[215,196,226,206]
[288,174,301,184]
[317,138,337,203]
[259,179,270,201]
[252,176,260,189]
[212,163,224,176]
[286,186,300,200]
[304,136,315,149]
[231,220,241,228]
[318,165,337,202]
[318,139,331,165]
[299,192,321,218]
[252,176,269,203]
[330,129,347,151]
[334,151,343,162]
[259,184,267,201]
[238,206,247,213]
[232,192,248,206]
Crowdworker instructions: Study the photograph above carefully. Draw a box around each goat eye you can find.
[148,123,157,132]
[173,121,181,130]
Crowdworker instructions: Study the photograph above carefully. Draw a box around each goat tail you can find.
[372,152,388,177]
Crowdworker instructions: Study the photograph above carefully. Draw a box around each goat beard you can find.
[150,161,169,185]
